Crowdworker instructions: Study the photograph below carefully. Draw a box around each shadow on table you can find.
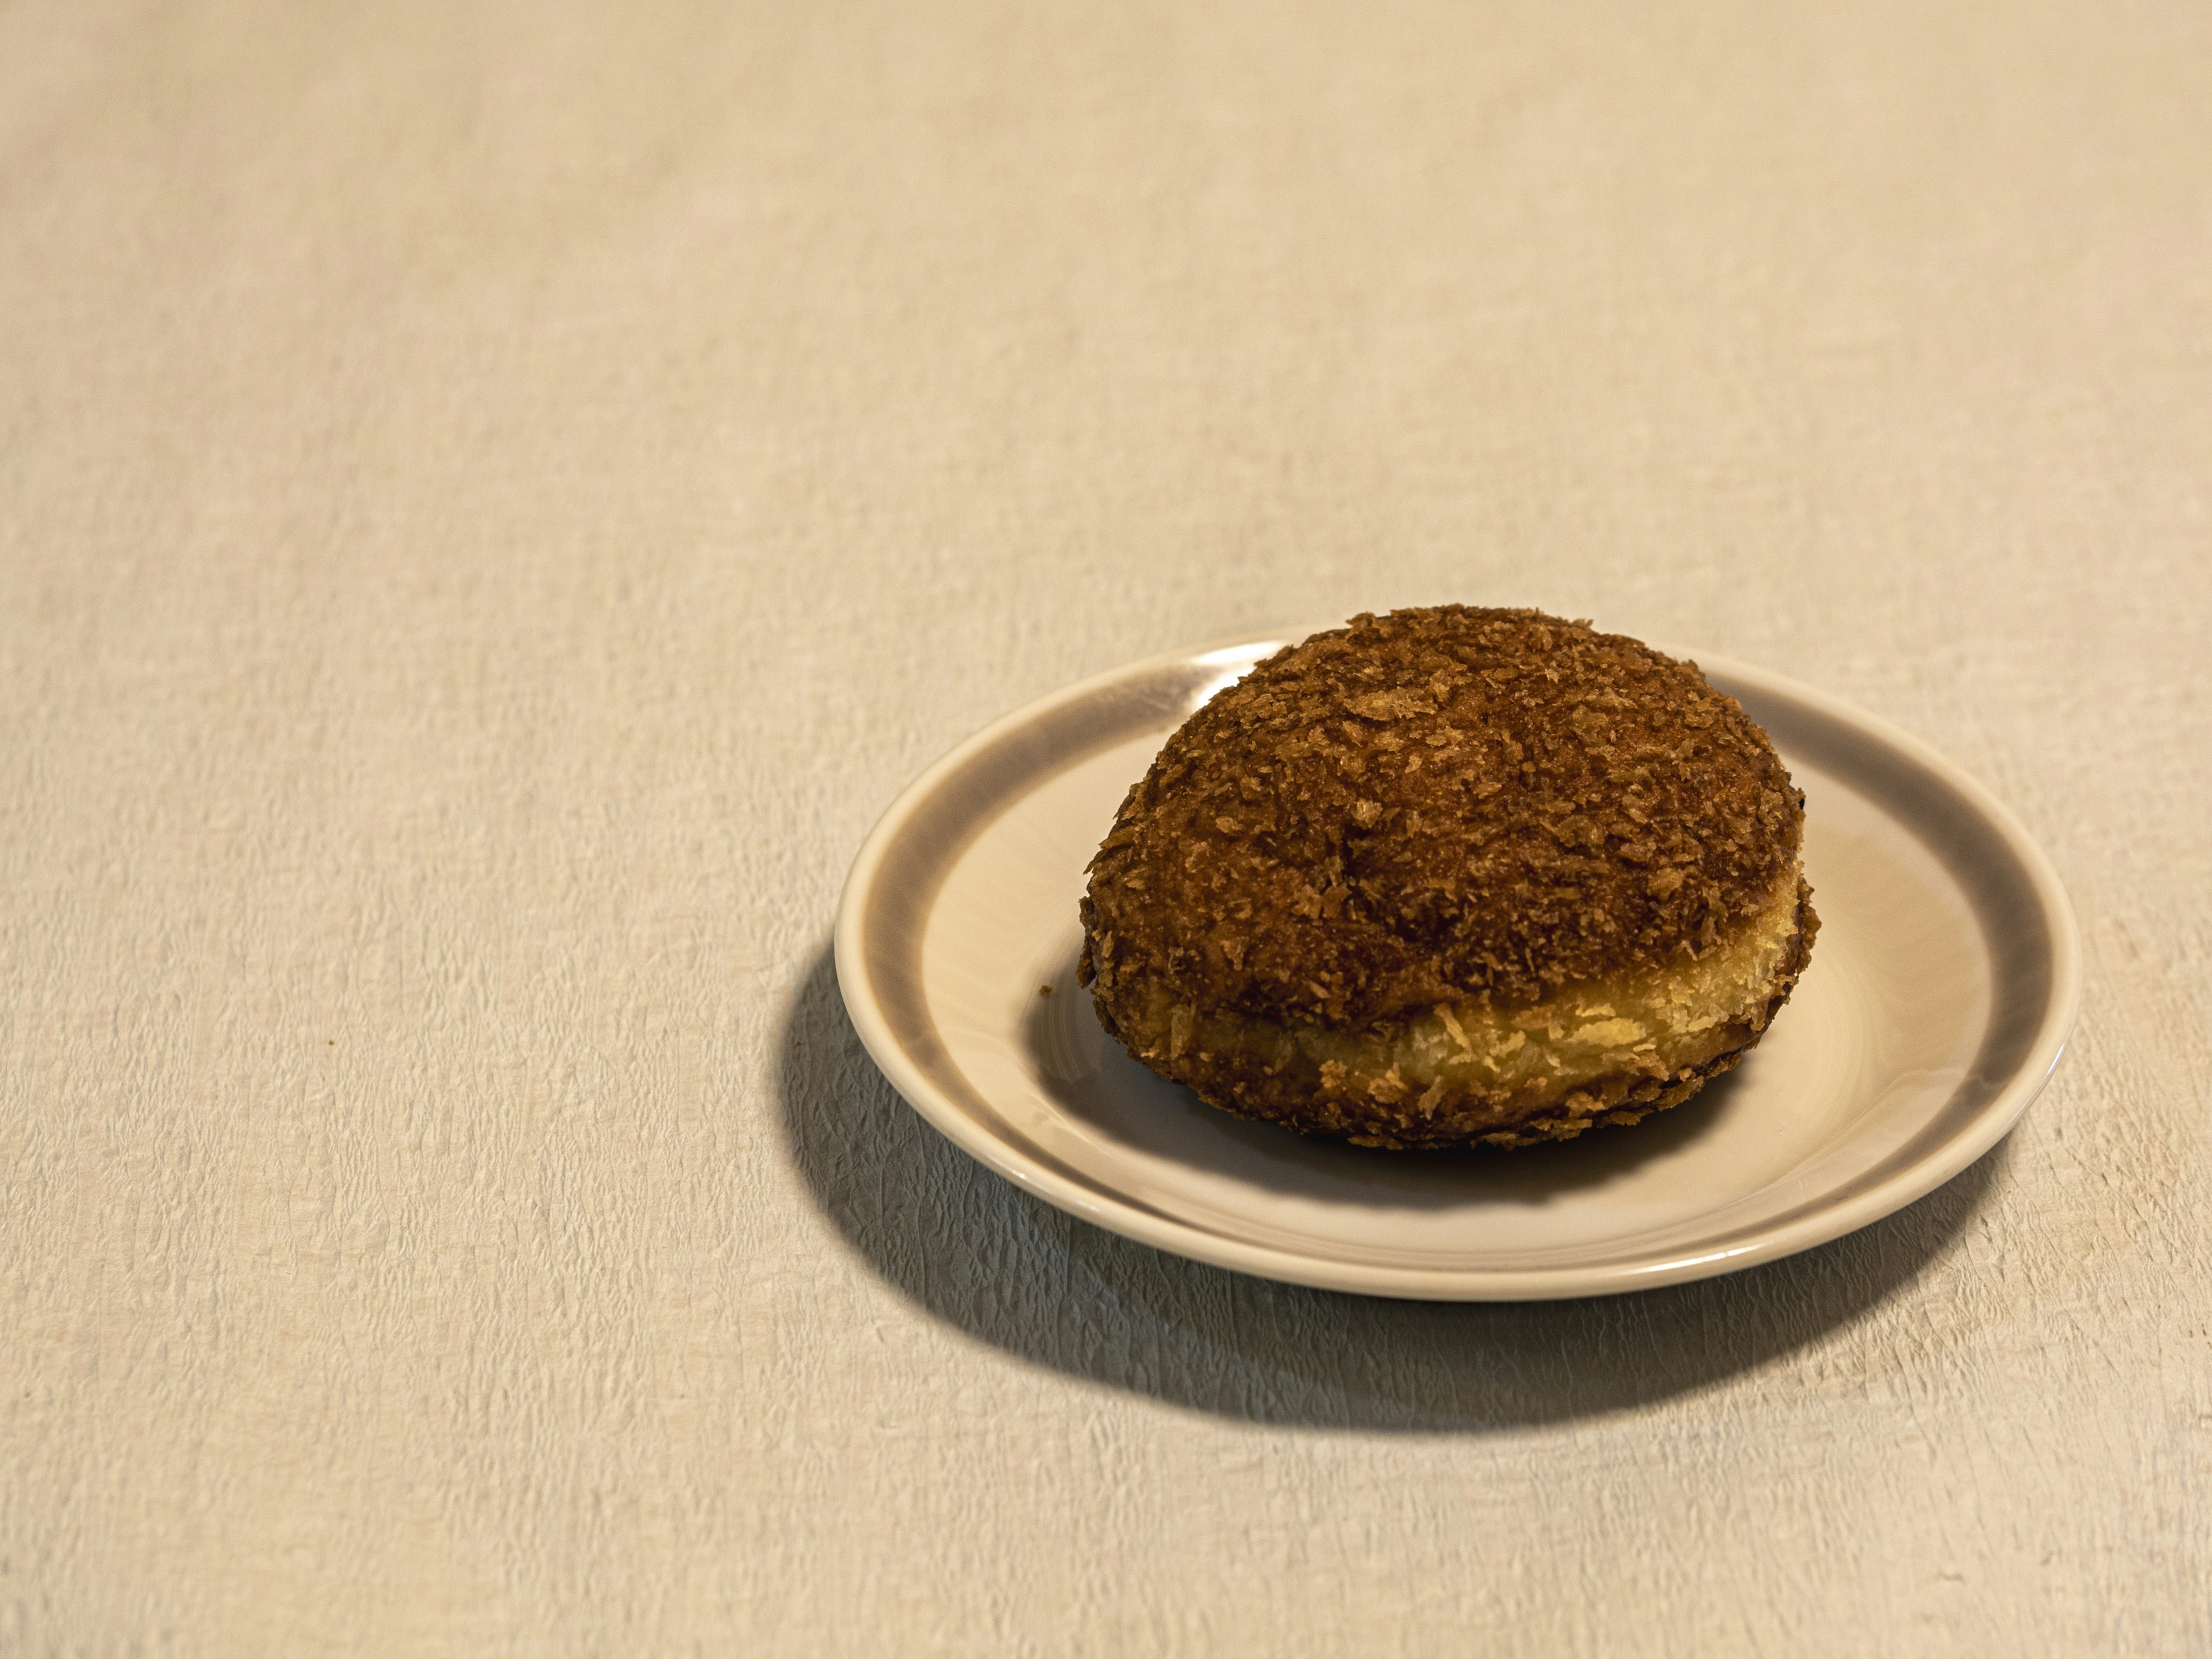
[778,946,2008,1431]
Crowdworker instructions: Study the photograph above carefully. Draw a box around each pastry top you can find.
[1081,606,1804,1027]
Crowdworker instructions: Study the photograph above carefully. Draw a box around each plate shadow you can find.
[781,944,2009,1431]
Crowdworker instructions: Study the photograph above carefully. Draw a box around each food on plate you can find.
[1077,605,1816,1149]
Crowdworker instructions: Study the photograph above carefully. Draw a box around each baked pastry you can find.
[1077,606,1816,1149]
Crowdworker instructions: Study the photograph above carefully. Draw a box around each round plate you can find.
[834,632,2081,1301]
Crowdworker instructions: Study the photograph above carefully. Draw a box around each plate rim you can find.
[832,630,2083,1301]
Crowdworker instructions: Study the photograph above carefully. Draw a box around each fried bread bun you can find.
[1077,607,1817,1149]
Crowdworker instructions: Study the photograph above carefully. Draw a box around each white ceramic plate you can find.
[835,632,2081,1301]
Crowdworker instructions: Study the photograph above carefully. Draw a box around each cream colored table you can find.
[4,3,2207,1653]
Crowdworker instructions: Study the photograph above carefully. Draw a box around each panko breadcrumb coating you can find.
[1077,606,1816,1149]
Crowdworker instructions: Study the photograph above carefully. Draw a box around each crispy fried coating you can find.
[1077,606,1816,1148]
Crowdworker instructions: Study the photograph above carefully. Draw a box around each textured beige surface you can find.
[2,1,2208,1653]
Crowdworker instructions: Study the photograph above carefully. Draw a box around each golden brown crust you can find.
[1081,607,1806,1029]
[1091,881,1819,1149]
